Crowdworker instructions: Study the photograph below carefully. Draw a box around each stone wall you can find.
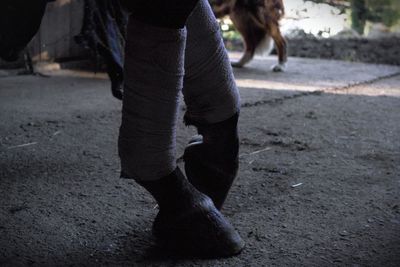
[2,36,399,70]
[287,36,400,66]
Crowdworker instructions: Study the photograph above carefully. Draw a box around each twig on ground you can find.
[52,131,62,136]
[291,183,303,188]
[7,142,38,149]
[239,147,272,158]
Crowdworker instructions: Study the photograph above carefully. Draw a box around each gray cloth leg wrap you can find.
[119,19,186,181]
[183,0,240,125]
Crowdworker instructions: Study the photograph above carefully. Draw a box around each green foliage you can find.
[222,30,241,41]
[365,0,400,26]
[218,21,241,41]
[351,0,367,34]
[306,0,400,34]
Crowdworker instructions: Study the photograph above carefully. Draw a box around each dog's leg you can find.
[230,8,265,68]
[231,28,256,68]
[231,49,254,68]
[270,25,287,72]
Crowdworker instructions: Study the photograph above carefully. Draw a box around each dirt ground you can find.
[1,55,400,266]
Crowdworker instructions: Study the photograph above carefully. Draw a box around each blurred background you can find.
[1,0,399,71]
[221,0,400,39]
[220,0,400,65]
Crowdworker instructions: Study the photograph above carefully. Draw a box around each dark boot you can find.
[183,113,239,210]
[136,167,244,257]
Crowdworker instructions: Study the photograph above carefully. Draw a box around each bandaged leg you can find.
[183,0,240,125]
[118,15,244,257]
[182,0,241,209]
[118,19,186,181]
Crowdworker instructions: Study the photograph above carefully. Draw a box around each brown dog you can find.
[210,0,287,71]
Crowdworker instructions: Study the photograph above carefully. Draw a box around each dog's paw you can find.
[231,61,244,68]
[272,63,286,72]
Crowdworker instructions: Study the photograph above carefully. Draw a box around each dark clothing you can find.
[120,0,200,29]
[0,0,52,61]
[75,0,128,99]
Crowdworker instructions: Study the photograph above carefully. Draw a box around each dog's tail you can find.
[264,0,285,23]
[251,0,284,56]
[265,0,285,20]
[253,0,283,56]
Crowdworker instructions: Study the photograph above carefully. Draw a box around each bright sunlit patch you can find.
[221,24,230,31]
[281,0,349,37]
[235,79,323,92]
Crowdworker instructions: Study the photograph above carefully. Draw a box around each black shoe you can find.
[183,113,239,210]
[152,192,244,258]
[137,167,244,258]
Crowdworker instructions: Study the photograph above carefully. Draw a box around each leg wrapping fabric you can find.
[183,0,240,125]
[119,19,186,181]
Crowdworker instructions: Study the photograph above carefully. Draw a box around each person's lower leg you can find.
[119,19,186,181]
[184,113,239,210]
[118,8,244,256]
[183,0,240,124]
[182,0,241,209]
